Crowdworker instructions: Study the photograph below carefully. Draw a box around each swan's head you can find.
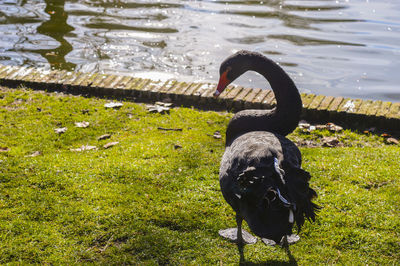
[214,50,256,97]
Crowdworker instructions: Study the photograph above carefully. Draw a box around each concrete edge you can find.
[0,64,399,131]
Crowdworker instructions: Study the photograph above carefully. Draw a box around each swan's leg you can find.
[236,214,244,244]
[218,214,257,244]
[236,214,245,263]
[282,236,298,264]
[281,235,289,248]
[235,214,257,244]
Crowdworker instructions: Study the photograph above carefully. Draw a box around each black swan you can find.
[214,50,319,246]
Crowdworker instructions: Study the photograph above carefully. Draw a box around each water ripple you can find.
[84,21,178,33]
[0,0,399,101]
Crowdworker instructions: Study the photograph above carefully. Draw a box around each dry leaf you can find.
[146,102,174,114]
[25,151,41,157]
[213,131,222,139]
[70,145,97,152]
[155,102,173,107]
[54,127,67,134]
[316,125,327,130]
[104,102,123,109]
[322,136,341,147]
[103,142,119,149]
[326,123,343,132]
[75,121,90,128]
[295,139,319,147]
[298,120,310,128]
[0,147,9,152]
[98,134,111,141]
[146,104,170,114]
[385,137,399,145]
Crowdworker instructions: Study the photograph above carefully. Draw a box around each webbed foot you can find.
[282,234,300,245]
[261,234,300,246]
[261,238,277,246]
[218,228,257,244]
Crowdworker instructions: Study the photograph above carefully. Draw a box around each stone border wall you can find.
[0,64,399,131]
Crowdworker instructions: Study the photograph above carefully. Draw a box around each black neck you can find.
[225,54,302,145]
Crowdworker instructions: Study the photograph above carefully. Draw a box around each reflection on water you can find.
[36,0,75,70]
[0,0,399,101]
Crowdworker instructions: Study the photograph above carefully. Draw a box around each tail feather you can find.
[284,167,320,231]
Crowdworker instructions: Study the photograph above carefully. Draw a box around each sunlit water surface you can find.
[1,0,399,101]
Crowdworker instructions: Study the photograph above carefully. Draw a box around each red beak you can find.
[214,70,230,97]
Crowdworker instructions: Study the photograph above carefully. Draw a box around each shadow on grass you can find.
[238,244,298,266]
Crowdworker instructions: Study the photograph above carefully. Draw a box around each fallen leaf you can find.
[75,121,90,128]
[322,136,341,147]
[326,123,343,132]
[316,125,327,130]
[295,139,319,147]
[298,121,316,133]
[25,151,41,157]
[381,133,391,138]
[98,134,111,141]
[70,145,97,152]
[146,104,170,114]
[385,137,399,145]
[104,102,123,109]
[103,142,119,149]
[298,121,310,129]
[155,102,173,107]
[146,102,174,114]
[0,147,9,152]
[54,127,67,134]
[213,131,222,139]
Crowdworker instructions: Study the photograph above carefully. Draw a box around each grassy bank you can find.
[0,87,399,264]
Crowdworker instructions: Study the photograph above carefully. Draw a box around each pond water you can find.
[1,0,399,101]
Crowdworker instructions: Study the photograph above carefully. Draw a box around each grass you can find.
[0,86,399,264]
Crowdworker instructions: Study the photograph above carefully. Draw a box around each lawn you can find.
[0,86,399,264]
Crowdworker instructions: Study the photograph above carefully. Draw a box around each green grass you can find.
[0,87,399,264]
